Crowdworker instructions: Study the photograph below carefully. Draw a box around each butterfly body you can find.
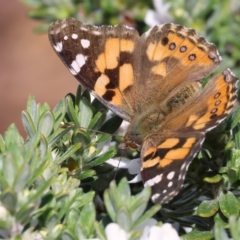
[49,18,238,203]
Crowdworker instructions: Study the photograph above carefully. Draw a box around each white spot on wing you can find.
[167,171,175,180]
[53,42,63,52]
[81,39,90,48]
[72,33,78,39]
[144,174,163,187]
[70,54,87,74]
[63,35,68,40]
[151,193,160,202]
[80,26,88,31]
[168,181,173,187]
[92,30,102,35]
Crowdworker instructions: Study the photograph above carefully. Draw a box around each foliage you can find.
[2,0,240,239]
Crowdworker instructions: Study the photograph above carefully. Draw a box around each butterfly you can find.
[48,18,238,204]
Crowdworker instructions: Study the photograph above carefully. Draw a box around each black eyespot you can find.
[161,37,169,46]
[214,93,221,99]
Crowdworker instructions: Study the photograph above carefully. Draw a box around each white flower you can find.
[143,223,180,240]
[145,0,173,27]
[105,223,129,240]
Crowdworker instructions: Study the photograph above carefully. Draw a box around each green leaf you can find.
[227,106,240,130]
[55,143,82,164]
[0,189,17,213]
[214,222,229,240]
[79,202,96,237]
[229,216,240,240]
[72,129,91,149]
[90,147,116,167]
[22,110,37,137]
[219,191,239,218]
[38,111,54,137]
[228,167,239,183]
[88,111,106,130]
[26,94,38,126]
[79,97,93,129]
[66,95,80,127]
[52,98,67,130]
[214,213,228,228]
[48,126,73,146]
[131,187,151,223]
[118,178,131,203]
[133,203,161,229]
[197,199,219,217]
[203,174,222,183]
[79,169,97,180]
[182,230,213,240]
[116,207,132,231]
[104,188,116,221]
[95,221,107,240]
[0,134,5,153]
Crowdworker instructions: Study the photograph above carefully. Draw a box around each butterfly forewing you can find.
[48,18,143,122]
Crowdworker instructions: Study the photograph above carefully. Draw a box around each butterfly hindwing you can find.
[141,132,204,203]
[164,69,238,133]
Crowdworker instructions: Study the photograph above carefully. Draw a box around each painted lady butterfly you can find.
[48,18,238,203]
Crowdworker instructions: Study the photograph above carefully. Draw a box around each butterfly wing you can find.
[141,132,204,203]
[139,24,221,105]
[48,18,141,122]
[141,69,238,204]
[165,69,238,132]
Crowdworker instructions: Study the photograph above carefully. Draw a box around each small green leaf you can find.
[118,178,131,201]
[203,174,222,183]
[22,111,37,137]
[214,213,228,228]
[104,188,116,221]
[182,229,213,240]
[55,143,82,164]
[48,126,73,146]
[79,169,97,180]
[88,111,106,130]
[26,94,38,126]
[79,202,96,237]
[116,207,132,231]
[66,95,80,127]
[133,203,161,229]
[0,134,5,153]
[197,199,219,217]
[52,98,67,126]
[214,222,229,240]
[227,106,240,130]
[219,191,239,218]
[90,148,116,167]
[0,189,17,213]
[228,167,239,183]
[95,221,107,240]
[79,98,93,129]
[38,111,54,137]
